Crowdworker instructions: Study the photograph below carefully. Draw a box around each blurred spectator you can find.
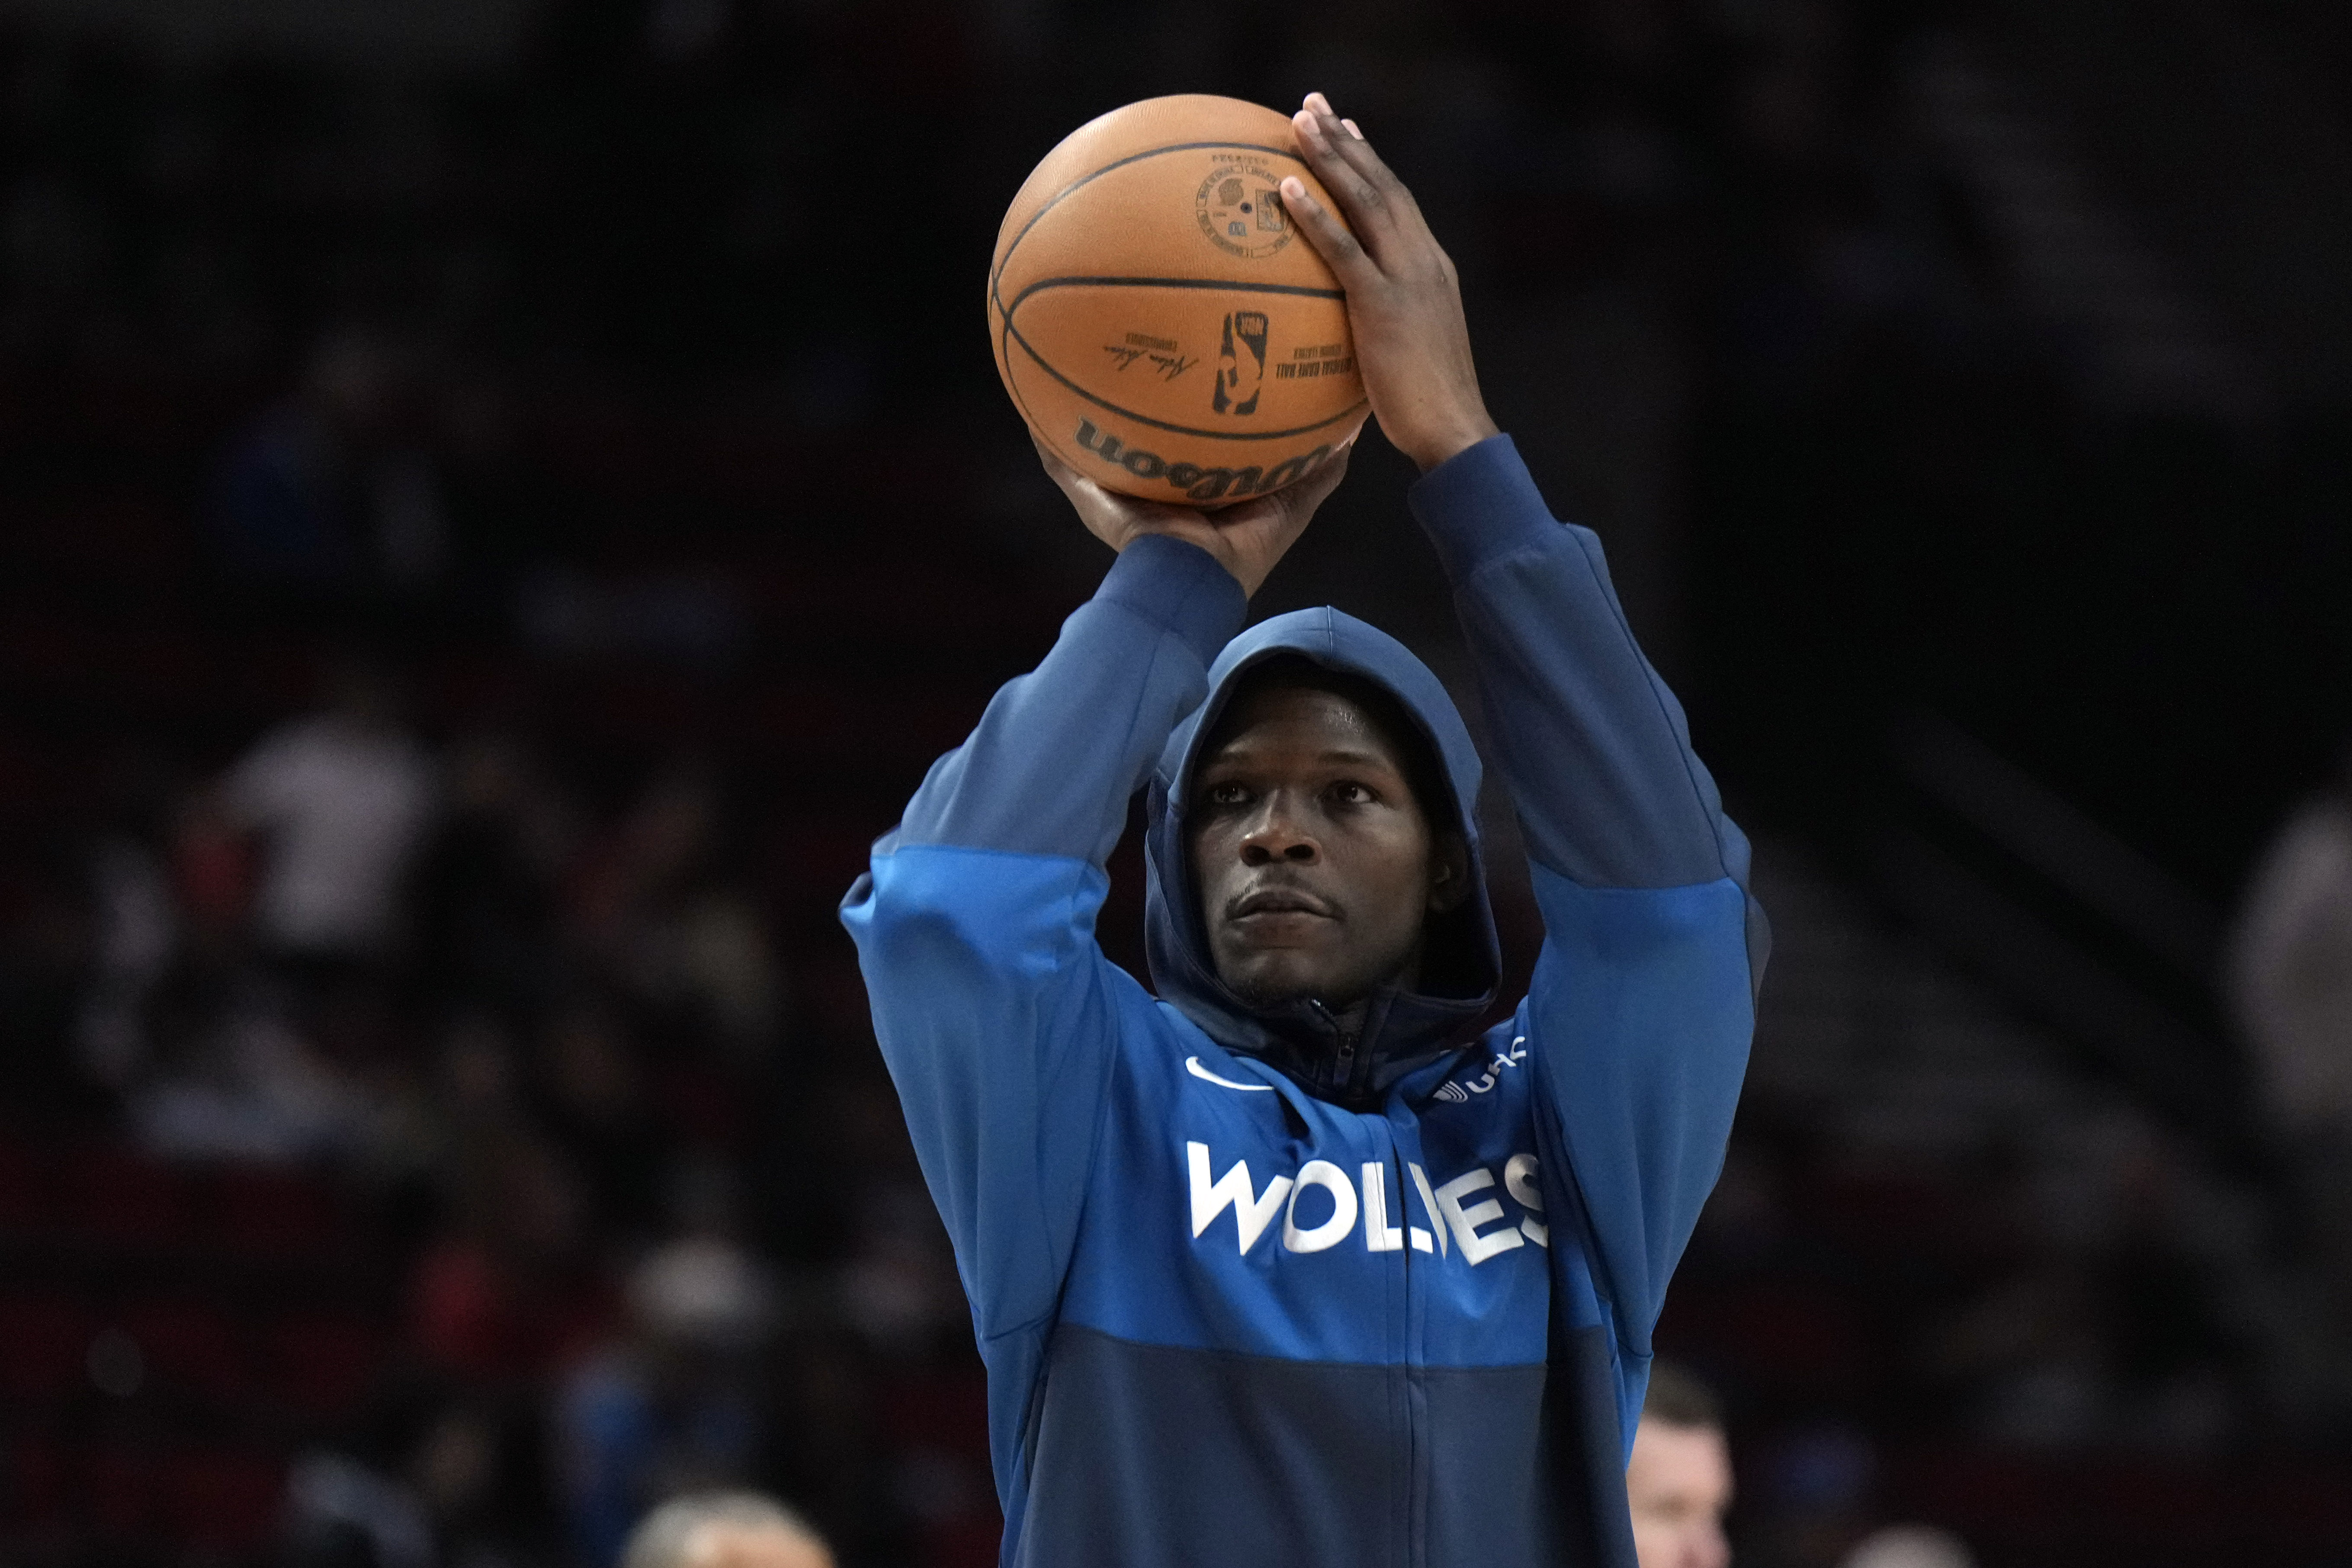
[556,1232,778,1566]
[1752,1422,1878,1568]
[1924,1258,2111,1449]
[537,1000,668,1239]
[411,1401,545,1568]
[221,659,441,972]
[621,1491,833,1568]
[2230,744,2352,1293]
[280,1449,436,1568]
[2233,744,2352,1135]
[410,733,574,1020]
[279,1398,543,1568]
[211,329,451,595]
[1628,1361,1733,1568]
[410,1124,611,1385]
[173,783,262,964]
[1922,1112,2246,1453]
[77,807,183,1088]
[1839,1525,1976,1568]
[574,764,782,1065]
[129,994,371,1162]
[810,1075,966,1362]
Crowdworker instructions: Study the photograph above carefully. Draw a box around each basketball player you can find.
[843,93,1764,1566]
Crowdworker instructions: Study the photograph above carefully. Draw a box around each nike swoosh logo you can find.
[1185,1056,1274,1092]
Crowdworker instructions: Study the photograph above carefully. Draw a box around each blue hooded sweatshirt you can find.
[842,435,1764,1568]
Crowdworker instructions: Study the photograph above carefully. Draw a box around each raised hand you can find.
[1035,432,1353,600]
[1280,93,1500,473]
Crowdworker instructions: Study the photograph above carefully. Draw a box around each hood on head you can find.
[1144,608,1502,1103]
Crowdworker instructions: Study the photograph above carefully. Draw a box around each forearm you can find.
[848,533,1242,1335]
[897,533,1246,864]
[1410,435,1738,892]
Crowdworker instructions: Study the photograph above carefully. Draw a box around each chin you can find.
[1220,959,1328,1011]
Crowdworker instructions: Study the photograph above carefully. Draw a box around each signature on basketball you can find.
[1102,345,1197,381]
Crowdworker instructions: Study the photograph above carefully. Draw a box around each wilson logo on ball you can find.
[1074,418,1333,502]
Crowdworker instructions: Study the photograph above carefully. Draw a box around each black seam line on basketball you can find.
[999,314,1055,462]
[1007,322,1366,443]
[1005,276,1345,313]
[989,140,1309,314]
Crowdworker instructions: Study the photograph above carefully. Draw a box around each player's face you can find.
[1626,1419,1733,1568]
[1189,683,1448,1011]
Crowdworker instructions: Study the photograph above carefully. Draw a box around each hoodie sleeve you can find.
[840,534,1246,1348]
[1409,435,1764,1424]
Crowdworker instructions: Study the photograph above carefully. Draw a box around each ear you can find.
[1426,830,1471,914]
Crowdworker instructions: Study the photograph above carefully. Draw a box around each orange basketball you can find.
[990,95,1368,504]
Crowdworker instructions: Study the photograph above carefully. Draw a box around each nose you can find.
[1238,794,1319,866]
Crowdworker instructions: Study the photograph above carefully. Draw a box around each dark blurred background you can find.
[3,0,2351,1564]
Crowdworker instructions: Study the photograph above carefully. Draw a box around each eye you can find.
[1203,781,1251,808]
[1328,780,1377,806]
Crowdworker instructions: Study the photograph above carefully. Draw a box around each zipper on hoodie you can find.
[1386,1130,1427,1568]
[1308,998,1357,1100]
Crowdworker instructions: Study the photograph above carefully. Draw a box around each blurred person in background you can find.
[621,1492,833,1568]
[221,655,441,982]
[126,977,374,1162]
[1838,1524,1976,1568]
[123,657,442,1160]
[410,731,574,1023]
[279,1445,436,1568]
[279,1395,547,1568]
[210,327,451,598]
[1627,1362,1734,1568]
[74,750,186,1090]
[409,1121,612,1386]
[556,1218,778,1566]
[536,998,669,1241]
[2230,740,2352,1295]
[574,762,783,1068]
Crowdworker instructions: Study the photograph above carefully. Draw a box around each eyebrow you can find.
[1200,746,1399,771]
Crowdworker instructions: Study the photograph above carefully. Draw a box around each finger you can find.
[1300,93,1364,142]
[1222,432,1356,523]
[1290,106,1395,249]
[1303,103,1420,224]
[1036,435,1217,530]
[1032,433,1142,517]
[1030,431,1091,494]
[1287,433,1356,510]
[1277,174,1374,284]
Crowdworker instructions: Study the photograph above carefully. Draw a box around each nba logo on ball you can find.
[988,94,1369,503]
[1213,312,1268,416]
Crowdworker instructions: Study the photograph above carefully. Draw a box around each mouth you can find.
[1228,886,1339,922]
